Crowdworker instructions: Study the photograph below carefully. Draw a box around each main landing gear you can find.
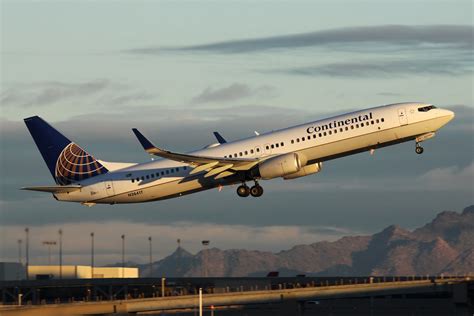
[237,181,264,198]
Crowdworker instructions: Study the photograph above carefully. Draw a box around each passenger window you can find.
[245,150,248,155]
[275,143,279,148]
[313,134,316,139]
[281,142,284,146]
[381,118,385,122]
[151,174,155,178]
[361,123,364,127]
[323,132,327,136]
[296,139,300,142]
[356,124,359,128]
[328,130,332,135]
[176,168,179,172]
[141,176,144,180]
[291,140,294,144]
[234,153,238,157]
[351,125,354,129]
[256,148,260,152]
[250,149,254,154]
[371,121,374,125]
[345,127,349,131]
[239,152,243,156]
[131,179,134,183]
[302,137,305,141]
[319,133,322,137]
[334,129,337,134]
[340,128,343,132]
[161,171,164,175]
[184,166,187,170]
[170,169,174,173]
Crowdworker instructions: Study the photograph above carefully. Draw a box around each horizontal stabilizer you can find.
[21,185,82,193]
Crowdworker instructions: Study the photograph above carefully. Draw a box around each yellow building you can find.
[28,265,138,279]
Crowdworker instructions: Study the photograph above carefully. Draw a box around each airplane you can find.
[22,102,454,206]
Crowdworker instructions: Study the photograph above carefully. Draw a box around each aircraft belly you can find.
[99,176,221,204]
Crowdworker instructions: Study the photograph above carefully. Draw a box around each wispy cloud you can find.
[0,80,157,108]
[275,58,473,78]
[191,83,276,103]
[130,25,473,54]
[1,80,110,107]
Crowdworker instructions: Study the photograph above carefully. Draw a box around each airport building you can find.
[27,265,138,279]
[0,262,25,281]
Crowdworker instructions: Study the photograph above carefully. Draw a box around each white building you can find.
[28,265,138,279]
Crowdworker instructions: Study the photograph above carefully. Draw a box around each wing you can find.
[132,128,260,178]
[22,185,82,193]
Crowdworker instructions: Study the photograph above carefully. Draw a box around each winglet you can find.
[213,131,227,144]
[132,128,159,153]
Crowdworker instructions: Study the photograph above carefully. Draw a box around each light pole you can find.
[201,240,210,278]
[90,232,95,278]
[18,239,22,264]
[58,229,63,279]
[148,236,152,277]
[121,234,125,278]
[17,239,22,280]
[25,228,29,280]
[42,241,57,265]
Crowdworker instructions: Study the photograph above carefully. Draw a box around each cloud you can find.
[191,83,276,104]
[419,162,474,191]
[274,58,473,78]
[130,25,473,54]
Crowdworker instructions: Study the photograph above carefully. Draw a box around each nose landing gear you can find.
[415,143,424,155]
[236,181,264,197]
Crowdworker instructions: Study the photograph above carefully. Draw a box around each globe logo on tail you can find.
[55,143,107,185]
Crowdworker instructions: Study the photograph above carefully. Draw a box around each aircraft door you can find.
[398,108,408,126]
[104,181,115,196]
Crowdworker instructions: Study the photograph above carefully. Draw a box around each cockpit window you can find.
[418,105,437,112]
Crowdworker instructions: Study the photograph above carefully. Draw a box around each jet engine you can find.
[283,162,322,180]
[258,153,307,179]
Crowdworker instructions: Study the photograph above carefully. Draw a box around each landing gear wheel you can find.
[415,146,424,155]
[250,185,264,197]
[237,185,250,197]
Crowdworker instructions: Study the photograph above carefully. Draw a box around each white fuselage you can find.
[54,102,454,204]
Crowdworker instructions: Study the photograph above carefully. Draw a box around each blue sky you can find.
[0,0,472,265]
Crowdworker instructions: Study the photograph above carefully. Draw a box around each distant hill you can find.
[136,205,474,277]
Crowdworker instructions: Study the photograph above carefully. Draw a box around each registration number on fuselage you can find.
[128,190,143,197]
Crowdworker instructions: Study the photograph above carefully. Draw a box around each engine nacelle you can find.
[283,162,322,180]
[258,153,307,180]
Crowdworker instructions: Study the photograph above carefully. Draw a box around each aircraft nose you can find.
[444,109,455,120]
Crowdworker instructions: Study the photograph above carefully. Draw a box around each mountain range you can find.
[136,205,474,277]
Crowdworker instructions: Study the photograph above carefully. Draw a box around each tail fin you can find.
[24,116,108,185]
